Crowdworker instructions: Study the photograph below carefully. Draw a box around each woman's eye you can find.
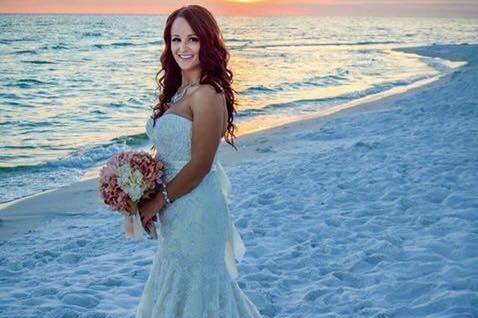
[172,38,198,43]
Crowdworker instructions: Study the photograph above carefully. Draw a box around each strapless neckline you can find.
[163,112,193,124]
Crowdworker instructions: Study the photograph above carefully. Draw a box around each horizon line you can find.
[0,12,476,19]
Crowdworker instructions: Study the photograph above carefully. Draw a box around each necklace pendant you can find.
[169,82,199,104]
[170,94,180,104]
[170,90,184,104]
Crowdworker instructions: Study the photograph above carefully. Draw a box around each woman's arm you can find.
[165,84,226,201]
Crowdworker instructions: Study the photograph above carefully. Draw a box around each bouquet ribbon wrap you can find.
[123,199,158,240]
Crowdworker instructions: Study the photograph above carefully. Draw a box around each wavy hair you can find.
[150,4,238,150]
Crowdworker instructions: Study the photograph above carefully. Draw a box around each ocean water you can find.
[1,15,477,203]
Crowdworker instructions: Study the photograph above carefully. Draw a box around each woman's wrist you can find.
[154,191,166,212]
[161,183,174,205]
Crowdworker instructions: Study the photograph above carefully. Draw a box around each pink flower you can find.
[98,150,165,214]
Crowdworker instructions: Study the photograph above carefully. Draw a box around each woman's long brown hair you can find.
[150,4,238,150]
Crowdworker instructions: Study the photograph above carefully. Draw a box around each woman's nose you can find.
[179,41,190,52]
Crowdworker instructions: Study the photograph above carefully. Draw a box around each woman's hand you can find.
[138,192,166,228]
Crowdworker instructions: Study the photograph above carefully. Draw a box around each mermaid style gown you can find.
[135,112,263,318]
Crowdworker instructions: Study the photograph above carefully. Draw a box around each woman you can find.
[135,5,263,317]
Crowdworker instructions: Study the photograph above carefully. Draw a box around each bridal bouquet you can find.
[99,151,164,240]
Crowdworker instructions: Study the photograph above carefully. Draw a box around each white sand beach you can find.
[0,44,477,317]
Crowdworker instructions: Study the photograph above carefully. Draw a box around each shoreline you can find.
[0,66,450,207]
[0,44,473,242]
[0,45,462,208]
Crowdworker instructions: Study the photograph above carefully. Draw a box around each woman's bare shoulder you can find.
[192,83,223,98]
[190,84,226,112]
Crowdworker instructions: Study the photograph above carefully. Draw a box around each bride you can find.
[135,5,263,317]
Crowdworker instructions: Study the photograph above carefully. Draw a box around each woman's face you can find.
[170,17,201,72]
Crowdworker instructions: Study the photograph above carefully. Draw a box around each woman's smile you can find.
[178,54,194,61]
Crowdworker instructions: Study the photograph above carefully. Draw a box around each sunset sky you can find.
[0,0,477,17]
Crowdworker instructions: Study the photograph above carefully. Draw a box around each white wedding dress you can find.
[135,112,263,318]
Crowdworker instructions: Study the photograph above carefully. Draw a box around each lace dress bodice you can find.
[146,113,192,163]
[145,113,219,183]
